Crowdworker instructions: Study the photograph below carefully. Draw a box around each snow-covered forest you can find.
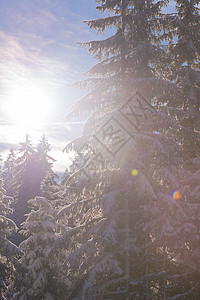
[0,0,200,299]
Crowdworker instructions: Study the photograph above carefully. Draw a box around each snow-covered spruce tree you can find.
[136,2,200,296]
[51,1,198,298]
[11,134,56,245]
[12,134,38,229]
[41,170,60,201]
[163,0,200,157]
[164,0,200,295]
[2,148,18,199]
[13,196,69,300]
[36,134,56,186]
[0,178,22,299]
[40,170,67,211]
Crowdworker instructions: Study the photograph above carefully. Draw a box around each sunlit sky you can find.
[0,0,175,173]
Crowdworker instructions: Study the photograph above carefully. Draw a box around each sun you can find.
[5,82,52,130]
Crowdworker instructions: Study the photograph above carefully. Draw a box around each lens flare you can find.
[171,191,181,200]
[131,169,138,176]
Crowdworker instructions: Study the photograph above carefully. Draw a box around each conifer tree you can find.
[2,148,18,199]
[54,1,197,298]
[36,134,55,185]
[41,170,59,201]
[12,134,56,239]
[12,135,38,229]
[40,170,67,211]
[13,196,69,300]
[164,0,200,158]
[164,0,200,295]
[0,178,22,299]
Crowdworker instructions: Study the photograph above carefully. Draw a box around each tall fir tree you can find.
[0,178,22,299]
[41,170,60,201]
[164,0,200,158]
[2,148,18,199]
[12,135,56,236]
[12,134,38,230]
[165,0,200,294]
[36,134,55,184]
[52,0,200,298]
[13,196,69,300]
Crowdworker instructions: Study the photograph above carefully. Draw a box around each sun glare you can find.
[5,83,52,130]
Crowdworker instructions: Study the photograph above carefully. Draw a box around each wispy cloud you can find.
[0,0,103,172]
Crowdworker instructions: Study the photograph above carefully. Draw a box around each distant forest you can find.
[0,0,200,299]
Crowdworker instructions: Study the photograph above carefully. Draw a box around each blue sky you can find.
[0,0,101,172]
[0,0,176,173]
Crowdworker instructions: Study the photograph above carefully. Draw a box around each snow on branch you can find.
[167,280,200,300]
[82,255,123,297]
[55,196,98,220]
[50,217,104,254]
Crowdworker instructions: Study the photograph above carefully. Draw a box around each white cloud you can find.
[0,0,100,174]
